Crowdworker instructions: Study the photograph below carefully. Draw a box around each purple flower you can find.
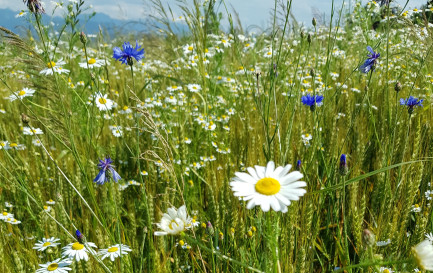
[400,96,423,114]
[296,160,301,171]
[339,154,348,176]
[113,41,145,66]
[359,46,380,73]
[93,157,121,185]
[76,230,84,244]
[23,0,45,13]
[301,94,324,111]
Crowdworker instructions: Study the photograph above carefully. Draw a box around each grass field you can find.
[1,0,433,272]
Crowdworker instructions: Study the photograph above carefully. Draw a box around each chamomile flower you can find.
[15,10,27,17]
[33,237,61,252]
[79,58,106,69]
[40,59,69,75]
[187,84,201,93]
[62,242,97,262]
[140,170,148,176]
[36,258,72,273]
[94,93,115,111]
[6,218,21,224]
[154,205,194,236]
[412,239,433,271]
[23,127,44,135]
[230,161,307,213]
[109,125,123,137]
[0,211,13,220]
[99,244,131,261]
[6,88,36,101]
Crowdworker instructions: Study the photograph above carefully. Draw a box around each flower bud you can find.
[80,32,87,45]
[312,17,317,27]
[75,229,84,244]
[296,160,301,171]
[394,81,402,92]
[307,34,312,44]
[21,113,30,125]
[339,154,348,176]
[206,221,214,236]
[362,229,376,247]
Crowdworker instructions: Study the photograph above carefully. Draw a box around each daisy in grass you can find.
[154,205,194,236]
[98,244,131,261]
[109,125,123,137]
[230,161,307,213]
[33,237,61,252]
[412,239,433,271]
[79,58,106,69]
[62,241,97,262]
[23,126,43,135]
[187,84,201,93]
[36,258,72,273]
[6,218,21,224]
[16,10,27,17]
[40,59,69,75]
[6,88,35,101]
[94,92,115,111]
[0,211,14,220]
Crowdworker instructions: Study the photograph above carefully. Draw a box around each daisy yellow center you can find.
[188,46,193,51]
[383,269,390,273]
[255,177,281,195]
[10,143,17,147]
[123,106,128,110]
[98,98,107,104]
[43,242,52,247]
[18,90,26,96]
[72,242,84,250]
[88,58,96,64]
[47,61,56,68]
[108,247,118,253]
[267,51,272,55]
[2,212,7,216]
[47,263,59,271]
[43,205,48,210]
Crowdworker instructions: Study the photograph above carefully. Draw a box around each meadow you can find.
[1,0,433,272]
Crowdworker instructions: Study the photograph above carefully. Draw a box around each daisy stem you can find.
[182,234,264,273]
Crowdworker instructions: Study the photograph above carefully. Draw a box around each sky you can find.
[3,0,429,28]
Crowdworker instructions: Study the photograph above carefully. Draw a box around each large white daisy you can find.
[412,239,433,271]
[230,161,306,213]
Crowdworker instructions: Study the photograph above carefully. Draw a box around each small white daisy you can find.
[6,88,36,101]
[99,244,131,262]
[230,161,307,213]
[62,241,97,262]
[23,127,44,135]
[33,237,61,252]
[36,258,72,273]
[79,58,106,69]
[187,84,201,93]
[0,211,13,220]
[40,59,70,75]
[94,93,115,111]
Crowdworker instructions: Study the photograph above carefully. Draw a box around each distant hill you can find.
[0,8,187,37]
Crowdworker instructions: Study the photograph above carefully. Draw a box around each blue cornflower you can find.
[301,94,324,111]
[24,0,45,13]
[113,41,145,66]
[359,46,380,73]
[400,96,423,114]
[93,157,121,185]
[296,160,301,171]
[339,154,348,176]
[76,230,84,244]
